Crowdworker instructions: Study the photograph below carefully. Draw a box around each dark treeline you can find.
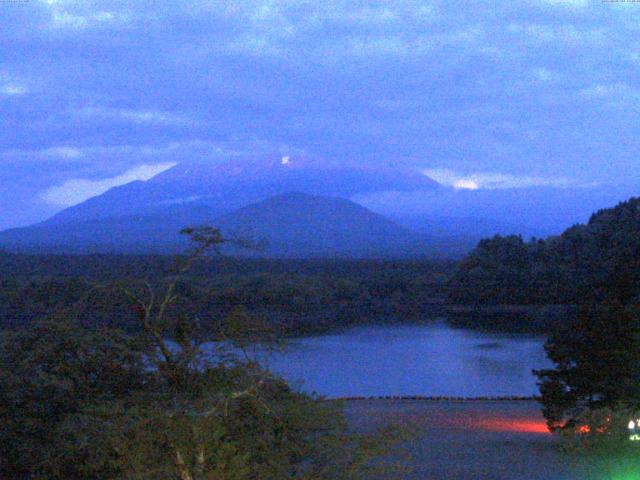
[447,197,640,306]
[0,252,454,280]
[0,252,455,336]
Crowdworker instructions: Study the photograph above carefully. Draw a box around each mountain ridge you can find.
[43,156,441,226]
[0,191,431,258]
[216,191,424,258]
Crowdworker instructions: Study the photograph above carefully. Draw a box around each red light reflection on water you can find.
[387,411,550,435]
[473,417,550,434]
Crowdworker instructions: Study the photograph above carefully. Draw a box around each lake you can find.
[259,322,551,398]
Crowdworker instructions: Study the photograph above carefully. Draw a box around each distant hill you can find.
[216,192,426,258]
[357,184,640,239]
[0,192,431,258]
[447,196,640,306]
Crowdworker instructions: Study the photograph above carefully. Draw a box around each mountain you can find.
[216,192,425,258]
[0,156,444,257]
[0,192,429,258]
[44,156,441,226]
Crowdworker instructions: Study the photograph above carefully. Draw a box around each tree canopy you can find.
[0,227,409,479]
[448,197,640,307]
[535,305,640,433]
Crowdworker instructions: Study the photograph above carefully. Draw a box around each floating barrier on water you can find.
[327,395,538,402]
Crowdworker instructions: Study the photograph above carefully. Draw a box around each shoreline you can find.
[328,395,538,401]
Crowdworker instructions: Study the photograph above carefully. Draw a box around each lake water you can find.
[260,322,551,398]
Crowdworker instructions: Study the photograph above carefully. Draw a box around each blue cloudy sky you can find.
[1,0,639,230]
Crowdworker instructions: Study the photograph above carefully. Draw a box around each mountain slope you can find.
[45,156,440,226]
[0,192,427,258]
[217,192,424,257]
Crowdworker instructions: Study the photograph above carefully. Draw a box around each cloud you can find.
[579,82,640,109]
[71,107,199,127]
[541,0,589,8]
[41,162,176,206]
[0,139,295,173]
[40,146,84,160]
[1,0,640,231]
[1,142,198,165]
[506,22,604,47]
[0,83,28,96]
[531,68,554,83]
[340,27,484,58]
[172,1,482,59]
[424,168,571,190]
[41,0,133,31]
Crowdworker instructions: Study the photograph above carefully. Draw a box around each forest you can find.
[0,252,454,337]
[3,198,640,477]
[447,197,640,307]
[4,198,640,338]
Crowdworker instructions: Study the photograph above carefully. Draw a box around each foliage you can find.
[0,254,453,336]
[0,317,146,478]
[96,374,409,480]
[556,405,638,454]
[534,305,640,442]
[448,197,640,307]
[0,227,410,479]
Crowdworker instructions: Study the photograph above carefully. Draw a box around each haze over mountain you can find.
[217,192,426,258]
[0,158,442,257]
[46,156,440,225]
[0,191,430,258]
[1,155,637,258]
[357,183,640,239]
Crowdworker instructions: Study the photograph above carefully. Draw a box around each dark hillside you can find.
[448,197,640,307]
[0,192,433,258]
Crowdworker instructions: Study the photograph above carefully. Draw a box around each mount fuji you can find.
[0,156,442,257]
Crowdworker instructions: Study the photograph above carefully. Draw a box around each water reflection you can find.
[261,322,551,398]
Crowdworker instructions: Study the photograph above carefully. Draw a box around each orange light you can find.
[474,418,550,434]
[576,425,591,434]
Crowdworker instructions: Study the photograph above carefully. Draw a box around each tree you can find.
[0,227,410,479]
[0,317,146,478]
[447,197,640,313]
[534,304,640,441]
[112,226,409,479]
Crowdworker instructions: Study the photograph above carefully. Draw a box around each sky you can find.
[1,0,639,230]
